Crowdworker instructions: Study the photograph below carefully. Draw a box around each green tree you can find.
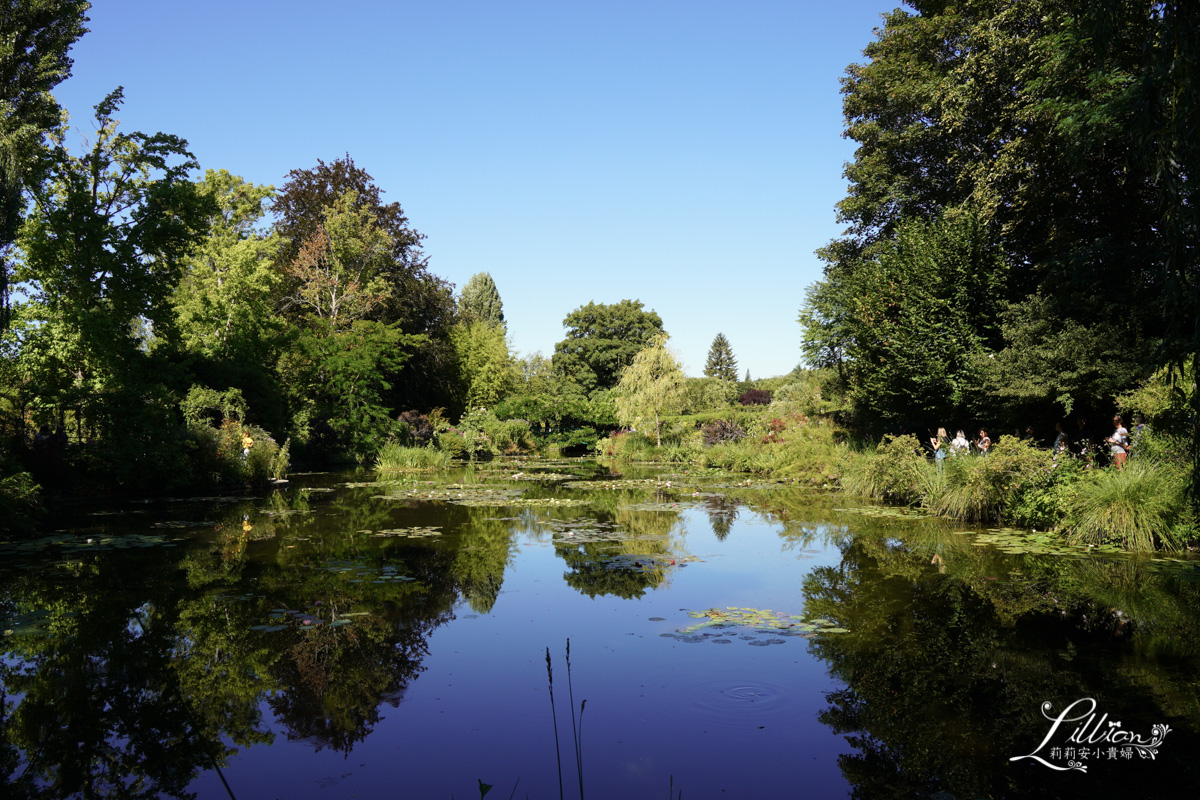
[703,332,738,381]
[283,190,394,333]
[172,170,282,359]
[494,353,591,433]
[13,88,210,457]
[450,319,516,411]
[814,1,1191,430]
[802,208,1008,424]
[0,0,90,331]
[552,299,664,392]
[271,155,456,412]
[458,271,505,329]
[614,333,685,447]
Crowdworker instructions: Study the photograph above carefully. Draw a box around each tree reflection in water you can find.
[801,529,1200,798]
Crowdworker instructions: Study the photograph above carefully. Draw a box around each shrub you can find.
[596,430,655,460]
[437,431,469,460]
[396,410,435,446]
[927,436,1051,522]
[0,470,42,534]
[1065,461,1187,551]
[702,419,747,446]
[738,389,772,406]
[189,418,286,486]
[1007,456,1083,530]
[839,434,928,503]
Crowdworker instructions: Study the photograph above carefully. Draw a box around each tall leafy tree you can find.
[614,333,685,447]
[450,319,516,411]
[552,299,664,392]
[17,88,211,389]
[283,190,394,333]
[271,155,456,412]
[703,332,738,381]
[271,154,452,333]
[803,208,1008,424]
[811,0,1195,430]
[458,271,505,329]
[172,170,282,360]
[0,0,90,330]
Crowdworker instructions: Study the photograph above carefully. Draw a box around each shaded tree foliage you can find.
[0,0,90,331]
[806,0,1194,436]
[270,154,452,335]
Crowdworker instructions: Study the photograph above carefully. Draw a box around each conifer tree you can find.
[458,272,505,329]
[703,333,738,381]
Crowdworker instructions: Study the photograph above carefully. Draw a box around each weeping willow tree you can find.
[614,332,685,447]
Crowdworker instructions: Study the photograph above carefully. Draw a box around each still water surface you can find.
[3,460,1199,798]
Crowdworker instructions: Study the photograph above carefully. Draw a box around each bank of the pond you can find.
[589,414,1198,553]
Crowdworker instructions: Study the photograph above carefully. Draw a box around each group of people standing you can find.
[926,414,1142,469]
[928,427,991,467]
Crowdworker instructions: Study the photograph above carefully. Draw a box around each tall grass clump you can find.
[1065,461,1186,551]
[376,441,450,473]
[927,436,1050,522]
[596,431,655,460]
[839,434,928,504]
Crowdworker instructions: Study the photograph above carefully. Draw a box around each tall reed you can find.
[375,442,450,473]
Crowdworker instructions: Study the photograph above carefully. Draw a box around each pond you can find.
[3,459,1199,799]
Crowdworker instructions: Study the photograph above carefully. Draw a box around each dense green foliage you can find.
[0,0,89,330]
[803,0,1198,447]
[552,300,664,393]
[613,333,685,447]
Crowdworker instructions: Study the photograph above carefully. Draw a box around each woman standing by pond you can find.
[930,428,949,470]
[1107,415,1129,469]
[975,429,991,456]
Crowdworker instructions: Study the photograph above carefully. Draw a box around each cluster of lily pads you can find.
[586,553,701,572]
[658,606,849,645]
[358,526,444,539]
[320,560,419,584]
[250,607,366,632]
[0,532,183,562]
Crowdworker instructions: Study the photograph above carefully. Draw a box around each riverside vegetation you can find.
[3,2,1197,557]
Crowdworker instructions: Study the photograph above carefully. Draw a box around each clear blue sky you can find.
[54,0,899,379]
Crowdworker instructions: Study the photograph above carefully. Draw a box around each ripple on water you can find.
[686,672,804,732]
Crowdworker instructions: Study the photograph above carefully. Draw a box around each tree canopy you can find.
[0,0,90,330]
[614,333,685,447]
[552,299,664,393]
[804,0,1197,435]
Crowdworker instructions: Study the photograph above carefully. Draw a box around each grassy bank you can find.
[592,407,1196,552]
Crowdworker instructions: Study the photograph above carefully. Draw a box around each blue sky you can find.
[54,1,900,378]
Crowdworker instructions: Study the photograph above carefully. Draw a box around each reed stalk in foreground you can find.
[546,647,564,800]
[566,639,586,800]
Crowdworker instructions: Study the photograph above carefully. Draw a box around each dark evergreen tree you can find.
[703,332,738,381]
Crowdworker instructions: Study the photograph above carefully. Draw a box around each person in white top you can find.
[1107,415,1129,469]
[951,429,970,455]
